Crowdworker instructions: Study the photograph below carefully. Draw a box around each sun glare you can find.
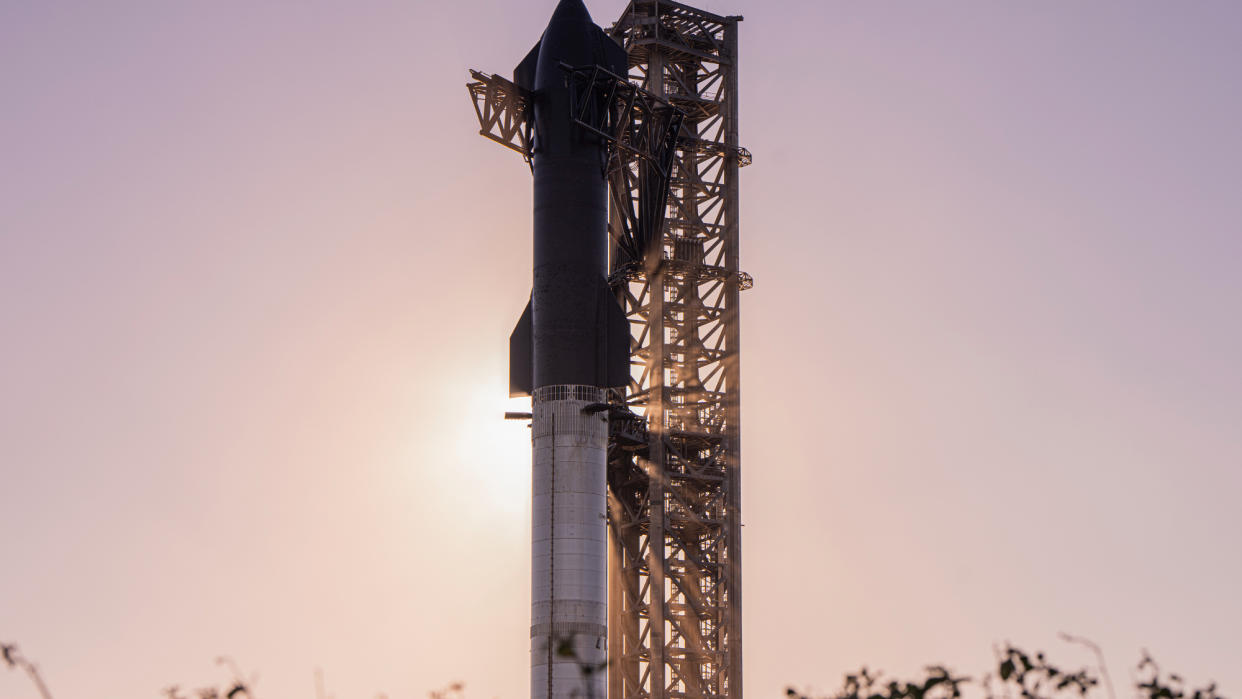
[447,380,532,518]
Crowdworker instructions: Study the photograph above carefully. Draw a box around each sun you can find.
[447,378,533,518]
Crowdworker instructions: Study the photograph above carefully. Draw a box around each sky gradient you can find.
[2,1,1240,698]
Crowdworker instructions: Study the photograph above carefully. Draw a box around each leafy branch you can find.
[789,643,1226,699]
[2,642,55,699]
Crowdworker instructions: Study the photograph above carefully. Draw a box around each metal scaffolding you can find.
[606,4,748,699]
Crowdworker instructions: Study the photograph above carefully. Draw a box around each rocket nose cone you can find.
[550,0,593,24]
[535,0,602,88]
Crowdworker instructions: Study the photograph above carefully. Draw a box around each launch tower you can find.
[604,5,747,699]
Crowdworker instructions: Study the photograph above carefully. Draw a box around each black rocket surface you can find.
[508,0,631,396]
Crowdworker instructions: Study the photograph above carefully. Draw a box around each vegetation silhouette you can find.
[2,642,54,699]
[2,634,1228,699]
[786,638,1226,699]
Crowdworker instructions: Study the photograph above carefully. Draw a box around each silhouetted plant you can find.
[988,644,1098,699]
[788,642,1226,699]
[789,664,970,699]
[553,634,608,699]
[5,633,1229,699]
[1136,652,1223,699]
[2,641,55,699]
[429,680,466,699]
[163,656,255,699]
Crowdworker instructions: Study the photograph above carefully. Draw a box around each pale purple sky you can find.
[2,1,1240,698]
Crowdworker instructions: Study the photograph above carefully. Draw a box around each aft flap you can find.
[510,298,533,397]
[602,286,631,390]
[594,26,629,76]
[514,40,541,92]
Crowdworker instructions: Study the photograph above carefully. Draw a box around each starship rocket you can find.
[505,1,630,699]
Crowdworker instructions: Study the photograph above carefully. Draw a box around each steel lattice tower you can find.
[606,4,749,699]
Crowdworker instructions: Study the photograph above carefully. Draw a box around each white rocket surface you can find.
[531,385,608,699]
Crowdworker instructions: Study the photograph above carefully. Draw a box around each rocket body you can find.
[530,385,608,699]
[530,1,610,390]
[507,3,629,699]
